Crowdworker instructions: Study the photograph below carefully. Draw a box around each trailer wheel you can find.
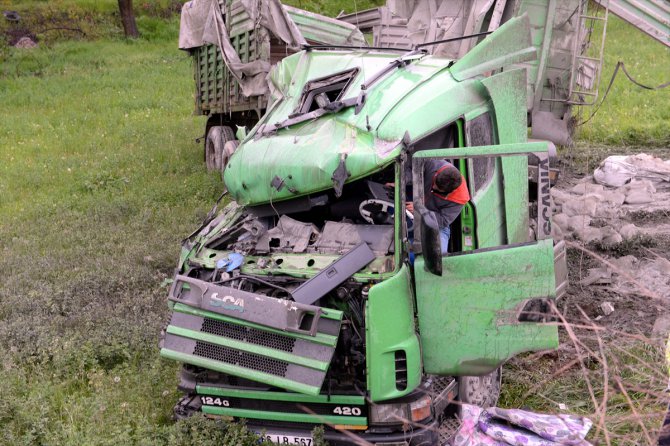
[205,126,236,172]
[221,138,239,180]
[457,366,502,409]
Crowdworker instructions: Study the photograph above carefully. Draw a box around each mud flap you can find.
[161,276,343,395]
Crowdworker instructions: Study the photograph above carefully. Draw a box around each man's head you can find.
[433,164,462,195]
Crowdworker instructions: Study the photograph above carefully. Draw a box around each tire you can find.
[205,125,236,172]
[221,138,239,180]
[457,366,502,408]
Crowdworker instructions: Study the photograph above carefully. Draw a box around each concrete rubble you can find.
[551,154,670,300]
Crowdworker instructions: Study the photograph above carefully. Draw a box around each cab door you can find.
[411,142,557,376]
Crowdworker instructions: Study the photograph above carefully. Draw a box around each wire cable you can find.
[577,61,670,127]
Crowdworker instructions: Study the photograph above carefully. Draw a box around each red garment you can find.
[431,165,470,204]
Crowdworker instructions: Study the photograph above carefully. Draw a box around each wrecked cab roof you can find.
[223,50,470,206]
[223,15,536,206]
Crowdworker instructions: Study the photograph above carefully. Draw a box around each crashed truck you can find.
[181,0,670,174]
[161,5,571,444]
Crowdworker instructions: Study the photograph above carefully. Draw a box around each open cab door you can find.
[412,142,558,376]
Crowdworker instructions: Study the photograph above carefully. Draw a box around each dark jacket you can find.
[419,159,469,229]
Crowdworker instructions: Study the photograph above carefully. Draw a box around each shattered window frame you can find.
[466,112,496,194]
[294,68,359,115]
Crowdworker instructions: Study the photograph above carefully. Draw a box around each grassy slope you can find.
[282,0,385,16]
[0,1,667,445]
[575,14,670,147]
[0,16,270,445]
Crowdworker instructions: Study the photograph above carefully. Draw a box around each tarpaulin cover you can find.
[372,0,499,57]
[179,0,305,96]
[179,0,304,50]
[453,404,593,446]
[594,154,670,188]
[179,0,210,49]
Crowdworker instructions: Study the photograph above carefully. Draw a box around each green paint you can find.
[173,303,340,347]
[412,141,555,374]
[413,142,549,158]
[414,239,558,376]
[459,203,476,251]
[365,264,421,402]
[224,49,496,206]
[201,406,367,426]
[197,385,365,405]
[455,119,476,252]
[160,349,322,396]
[165,14,562,431]
[165,325,329,371]
[481,69,533,245]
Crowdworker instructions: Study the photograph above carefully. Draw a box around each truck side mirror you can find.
[416,204,443,276]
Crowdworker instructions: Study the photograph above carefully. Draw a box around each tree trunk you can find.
[118,0,140,38]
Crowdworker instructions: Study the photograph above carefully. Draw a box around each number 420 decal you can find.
[332,406,362,416]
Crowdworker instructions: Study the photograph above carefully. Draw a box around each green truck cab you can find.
[161,16,567,445]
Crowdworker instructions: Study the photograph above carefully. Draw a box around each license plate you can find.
[263,432,313,445]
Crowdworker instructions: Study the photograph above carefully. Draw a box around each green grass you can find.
[575,14,670,147]
[501,338,668,445]
[0,16,256,445]
[0,0,184,46]
[0,1,668,444]
[283,0,385,17]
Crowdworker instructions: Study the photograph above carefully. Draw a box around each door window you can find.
[466,113,495,194]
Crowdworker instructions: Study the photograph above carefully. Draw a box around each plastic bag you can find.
[594,154,670,188]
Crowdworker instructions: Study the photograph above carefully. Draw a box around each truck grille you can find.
[194,340,289,377]
[201,318,296,353]
[160,296,343,396]
[395,350,408,391]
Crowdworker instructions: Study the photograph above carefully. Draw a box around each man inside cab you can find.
[407,160,470,255]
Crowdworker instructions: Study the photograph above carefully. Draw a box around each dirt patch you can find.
[629,209,670,226]
[588,234,657,257]
[516,157,670,443]
[560,281,664,338]
[4,26,38,46]
[1,9,87,47]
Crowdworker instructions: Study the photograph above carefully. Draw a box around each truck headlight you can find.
[369,396,432,424]
[369,403,410,424]
[409,395,432,422]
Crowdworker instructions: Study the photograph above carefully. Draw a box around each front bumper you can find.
[250,421,439,446]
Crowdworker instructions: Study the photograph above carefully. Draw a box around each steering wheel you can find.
[359,199,414,231]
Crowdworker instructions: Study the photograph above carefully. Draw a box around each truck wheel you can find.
[221,138,239,180]
[205,126,236,172]
[457,367,502,408]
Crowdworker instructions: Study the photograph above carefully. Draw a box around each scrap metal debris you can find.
[578,267,612,286]
[600,301,615,316]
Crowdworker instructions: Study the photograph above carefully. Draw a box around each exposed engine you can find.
[168,167,400,401]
